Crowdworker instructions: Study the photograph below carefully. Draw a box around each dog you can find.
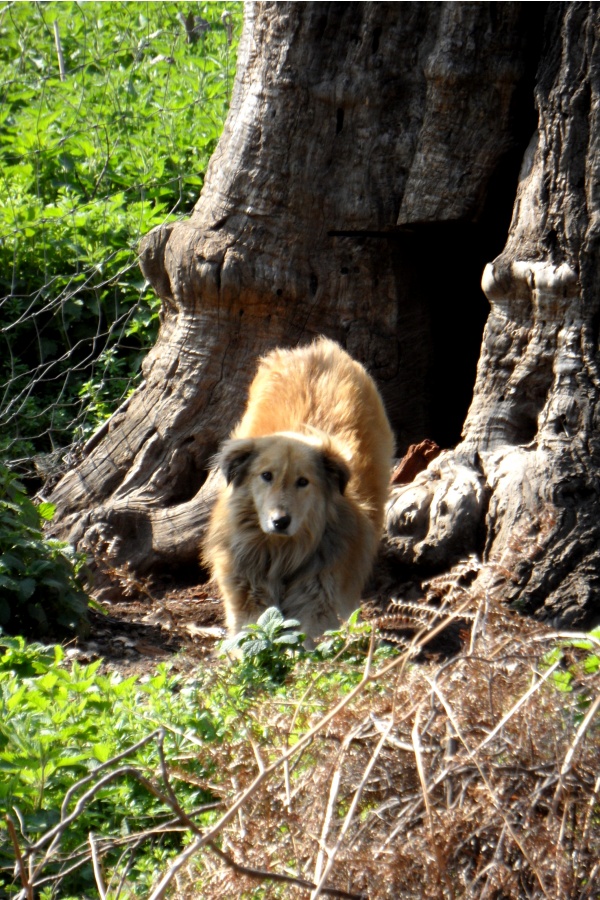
[203,337,394,640]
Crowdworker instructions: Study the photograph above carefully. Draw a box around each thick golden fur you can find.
[203,338,394,639]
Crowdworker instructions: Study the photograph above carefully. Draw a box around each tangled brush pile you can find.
[166,568,599,899]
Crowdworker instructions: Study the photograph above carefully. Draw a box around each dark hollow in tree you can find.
[51,2,600,629]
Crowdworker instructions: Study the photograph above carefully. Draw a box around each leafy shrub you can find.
[0,642,220,897]
[314,607,374,660]
[221,607,306,685]
[0,1,241,466]
[0,463,88,636]
[0,614,385,897]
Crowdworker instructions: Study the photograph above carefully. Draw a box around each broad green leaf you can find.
[93,742,114,763]
[256,607,284,628]
[18,577,37,601]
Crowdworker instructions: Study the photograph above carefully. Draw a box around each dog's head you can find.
[215,433,350,539]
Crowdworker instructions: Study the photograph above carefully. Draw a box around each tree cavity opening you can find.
[383,148,526,453]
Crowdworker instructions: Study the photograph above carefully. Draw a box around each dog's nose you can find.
[272,513,291,532]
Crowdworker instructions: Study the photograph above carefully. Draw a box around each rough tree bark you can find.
[388,2,600,628]
[50,3,600,628]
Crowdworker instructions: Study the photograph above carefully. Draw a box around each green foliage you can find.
[314,607,373,660]
[0,633,61,678]
[0,463,88,637]
[0,1,241,464]
[0,622,382,897]
[219,607,398,705]
[0,645,224,896]
[221,607,306,685]
[541,626,600,696]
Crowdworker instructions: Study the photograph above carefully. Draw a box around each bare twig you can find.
[53,20,66,81]
[89,832,107,900]
[313,719,366,885]
[477,822,508,900]
[283,757,292,812]
[206,839,366,900]
[28,760,179,888]
[59,729,164,824]
[578,860,600,899]
[249,735,266,773]
[552,691,600,816]
[29,728,163,858]
[5,815,33,900]
[310,717,392,900]
[477,658,562,751]
[412,705,451,899]
[427,677,553,899]
[147,831,367,900]
[581,773,600,850]
[530,631,600,648]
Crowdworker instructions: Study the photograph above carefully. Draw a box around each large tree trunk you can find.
[388,2,600,629]
[51,3,600,628]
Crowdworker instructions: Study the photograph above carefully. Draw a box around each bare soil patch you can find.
[69,568,226,678]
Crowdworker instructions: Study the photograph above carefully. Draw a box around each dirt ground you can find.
[69,568,227,677]
[69,551,474,679]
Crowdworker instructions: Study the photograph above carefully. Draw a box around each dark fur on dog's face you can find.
[216,434,350,538]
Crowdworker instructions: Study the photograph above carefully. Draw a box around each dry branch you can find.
[5,815,33,900]
[552,691,600,817]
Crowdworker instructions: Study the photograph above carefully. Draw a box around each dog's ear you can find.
[321,449,351,495]
[215,438,256,486]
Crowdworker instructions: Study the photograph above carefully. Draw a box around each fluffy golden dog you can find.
[204,338,394,640]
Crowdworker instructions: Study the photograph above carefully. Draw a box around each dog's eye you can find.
[296,477,309,488]
[261,471,273,482]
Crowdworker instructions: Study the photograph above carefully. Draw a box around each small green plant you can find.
[314,607,373,660]
[542,627,600,697]
[0,463,89,637]
[221,607,397,692]
[0,632,60,678]
[221,607,306,685]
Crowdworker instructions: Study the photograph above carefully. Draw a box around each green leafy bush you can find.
[0,624,380,897]
[0,1,241,465]
[221,607,306,685]
[0,642,219,896]
[0,463,88,636]
[0,610,387,897]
